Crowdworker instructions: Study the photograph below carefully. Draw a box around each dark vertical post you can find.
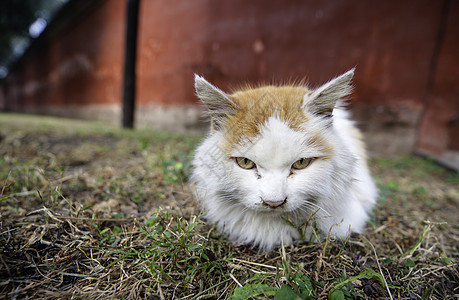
[122,0,140,128]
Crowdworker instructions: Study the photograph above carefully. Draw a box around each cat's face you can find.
[224,116,335,214]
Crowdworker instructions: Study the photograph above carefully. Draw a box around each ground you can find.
[0,113,458,299]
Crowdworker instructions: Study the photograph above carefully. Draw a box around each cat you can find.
[191,69,377,251]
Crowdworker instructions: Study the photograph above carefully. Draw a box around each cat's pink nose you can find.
[262,198,287,208]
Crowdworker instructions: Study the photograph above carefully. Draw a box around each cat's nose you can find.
[262,197,287,208]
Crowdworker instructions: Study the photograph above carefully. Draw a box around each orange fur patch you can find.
[222,85,309,149]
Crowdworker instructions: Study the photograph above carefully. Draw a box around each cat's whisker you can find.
[311,205,331,218]
[300,200,331,218]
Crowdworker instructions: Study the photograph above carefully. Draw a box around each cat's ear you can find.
[194,74,236,127]
[303,68,354,117]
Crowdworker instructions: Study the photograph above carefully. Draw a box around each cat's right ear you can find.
[302,68,354,118]
[194,74,236,127]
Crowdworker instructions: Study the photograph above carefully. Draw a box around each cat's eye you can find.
[292,158,314,170]
[235,157,256,169]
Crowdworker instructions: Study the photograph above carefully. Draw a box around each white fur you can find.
[191,71,377,251]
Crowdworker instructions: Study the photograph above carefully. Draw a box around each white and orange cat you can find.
[191,69,377,251]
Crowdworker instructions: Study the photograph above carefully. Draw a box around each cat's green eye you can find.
[292,158,314,170]
[235,157,256,169]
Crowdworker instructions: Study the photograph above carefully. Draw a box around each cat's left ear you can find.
[303,68,354,117]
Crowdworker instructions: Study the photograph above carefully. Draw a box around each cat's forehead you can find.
[222,85,310,149]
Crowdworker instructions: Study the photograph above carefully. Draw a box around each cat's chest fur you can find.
[191,69,377,251]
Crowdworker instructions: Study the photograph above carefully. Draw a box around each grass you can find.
[0,112,458,299]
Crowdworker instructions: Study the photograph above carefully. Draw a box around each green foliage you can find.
[329,269,385,299]
[273,272,316,300]
[274,285,303,300]
[94,224,122,246]
[377,180,400,205]
[107,210,225,287]
[159,152,192,185]
[374,155,459,182]
[293,272,316,298]
[229,265,318,299]
[403,258,415,268]
[230,284,278,299]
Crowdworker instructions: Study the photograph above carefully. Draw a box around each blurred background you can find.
[0,0,458,166]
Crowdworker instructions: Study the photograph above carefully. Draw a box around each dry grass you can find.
[0,113,458,299]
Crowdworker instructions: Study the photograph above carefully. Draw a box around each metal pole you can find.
[122,0,140,128]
